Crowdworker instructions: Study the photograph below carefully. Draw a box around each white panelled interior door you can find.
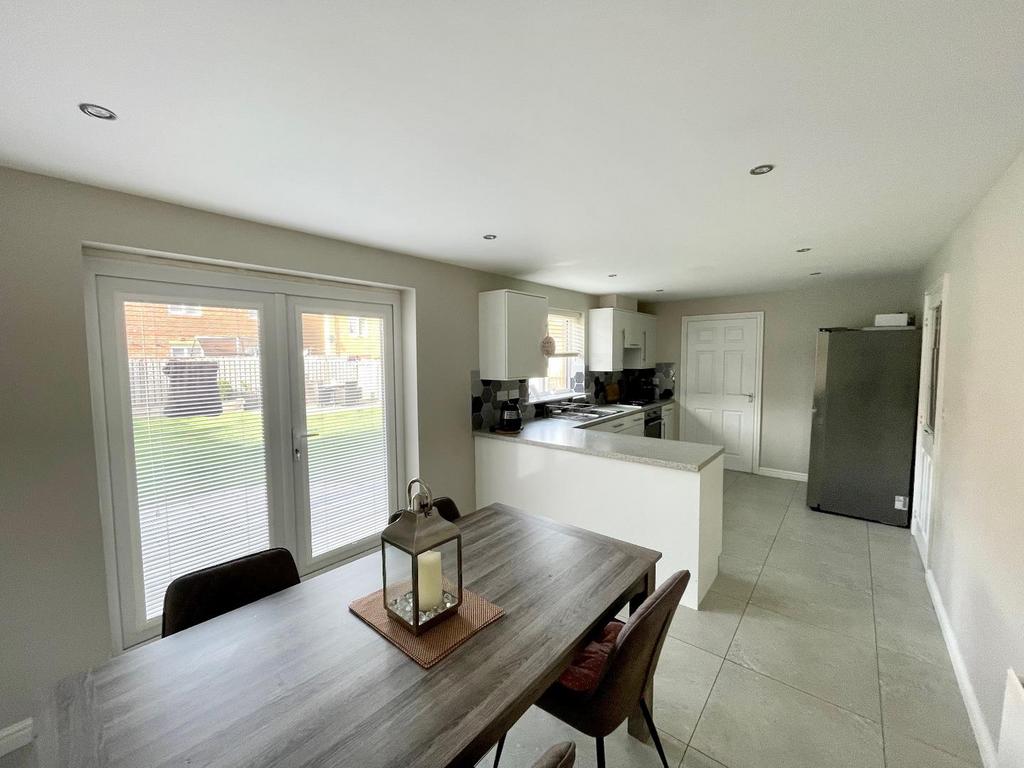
[912,278,947,564]
[287,297,399,573]
[684,316,760,472]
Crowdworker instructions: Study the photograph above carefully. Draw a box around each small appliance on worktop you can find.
[495,399,523,434]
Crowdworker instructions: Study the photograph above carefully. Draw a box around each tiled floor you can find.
[480,471,982,768]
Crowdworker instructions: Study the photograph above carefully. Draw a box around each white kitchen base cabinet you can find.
[663,403,678,440]
[475,436,723,609]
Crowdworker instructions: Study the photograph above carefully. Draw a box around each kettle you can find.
[497,398,523,433]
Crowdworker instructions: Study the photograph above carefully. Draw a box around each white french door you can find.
[91,262,402,647]
[287,297,399,573]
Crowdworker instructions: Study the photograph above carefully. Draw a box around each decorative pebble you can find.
[388,590,458,624]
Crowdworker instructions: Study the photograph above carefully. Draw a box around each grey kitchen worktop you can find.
[474,413,723,472]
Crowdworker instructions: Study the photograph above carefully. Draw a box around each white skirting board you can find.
[999,669,1024,768]
[925,570,998,767]
[756,466,809,482]
[0,719,33,758]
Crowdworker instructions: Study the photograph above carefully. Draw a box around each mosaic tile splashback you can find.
[470,363,674,431]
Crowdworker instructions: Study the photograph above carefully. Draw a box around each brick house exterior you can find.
[123,302,382,360]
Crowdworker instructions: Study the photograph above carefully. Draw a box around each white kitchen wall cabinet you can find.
[624,312,657,369]
[589,308,657,371]
[479,289,548,379]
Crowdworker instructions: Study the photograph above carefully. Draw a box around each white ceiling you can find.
[2,2,1023,299]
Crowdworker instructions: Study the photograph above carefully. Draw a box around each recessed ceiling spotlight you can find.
[608,273,618,278]
[796,247,812,253]
[749,164,774,176]
[809,271,822,276]
[79,103,117,120]
[482,234,497,240]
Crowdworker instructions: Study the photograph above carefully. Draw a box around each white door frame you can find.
[912,273,949,566]
[84,248,407,650]
[285,294,401,575]
[680,311,765,475]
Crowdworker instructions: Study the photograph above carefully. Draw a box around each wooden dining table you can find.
[33,503,661,768]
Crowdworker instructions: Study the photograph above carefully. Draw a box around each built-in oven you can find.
[644,408,663,439]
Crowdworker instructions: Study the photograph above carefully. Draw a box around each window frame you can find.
[84,251,407,650]
[528,309,586,402]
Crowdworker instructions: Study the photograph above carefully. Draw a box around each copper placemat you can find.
[349,588,504,668]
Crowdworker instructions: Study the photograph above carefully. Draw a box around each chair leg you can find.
[492,733,505,768]
[639,698,670,768]
[595,736,606,768]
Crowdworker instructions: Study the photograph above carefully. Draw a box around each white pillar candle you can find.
[417,550,443,612]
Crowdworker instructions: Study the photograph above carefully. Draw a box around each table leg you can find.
[627,564,656,742]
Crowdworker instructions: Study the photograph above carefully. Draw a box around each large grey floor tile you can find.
[668,591,746,657]
[476,706,685,768]
[790,481,808,505]
[601,721,687,768]
[653,637,724,743]
[871,562,933,607]
[884,729,982,768]
[765,533,872,591]
[749,565,875,642]
[727,605,880,721]
[777,506,868,556]
[873,591,950,667]
[723,470,743,491]
[867,524,925,571]
[682,747,729,768]
[723,501,786,535]
[878,648,982,764]
[690,661,884,768]
[729,474,798,500]
[709,555,762,601]
[721,525,775,565]
[724,488,793,512]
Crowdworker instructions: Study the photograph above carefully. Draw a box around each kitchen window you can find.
[529,310,585,400]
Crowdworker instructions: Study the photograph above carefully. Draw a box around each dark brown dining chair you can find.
[531,742,575,768]
[161,547,300,637]
[495,570,690,768]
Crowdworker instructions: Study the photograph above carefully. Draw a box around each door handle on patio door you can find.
[743,393,755,402]
[292,431,320,461]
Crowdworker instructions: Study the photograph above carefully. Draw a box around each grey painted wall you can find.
[640,274,921,474]
[915,149,1024,754]
[0,166,597,733]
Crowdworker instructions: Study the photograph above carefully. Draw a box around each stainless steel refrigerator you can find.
[807,327,922,526]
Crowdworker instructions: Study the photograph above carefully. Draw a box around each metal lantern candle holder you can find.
[381,479,463,635]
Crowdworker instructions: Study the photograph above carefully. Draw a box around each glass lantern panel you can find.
[437,537,461,605]
[383,541,414,627]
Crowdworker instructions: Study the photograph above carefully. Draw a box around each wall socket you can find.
[894,496,909,510]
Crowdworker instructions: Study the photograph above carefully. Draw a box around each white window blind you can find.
[298,311,390,559]
[529,310,585,400]
[94,264,403,646]
[123,301,270,620]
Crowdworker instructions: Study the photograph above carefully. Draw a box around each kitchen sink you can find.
[548,402,640,422]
